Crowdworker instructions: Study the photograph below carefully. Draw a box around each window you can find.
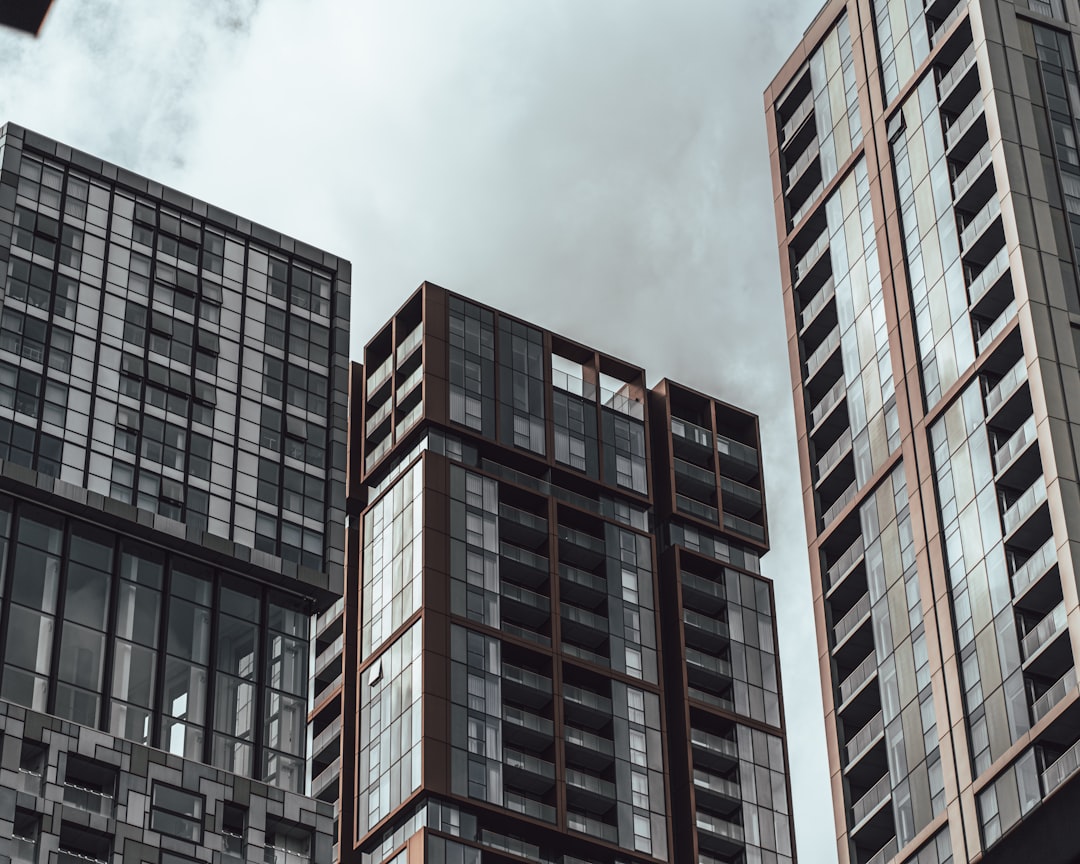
[58,823,111,864]
[265,820,313,864]
[222,803,247,863]
[151,782,204,843]
[124,301,148,346]
[12,809,39,863]
[1,309,47,363]
[62,754,116,817]
[18,739,46,794]
[6,258,53,310]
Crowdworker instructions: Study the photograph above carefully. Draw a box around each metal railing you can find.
[938,44,977,100]
[800,276,836,332]
[672,416,713,449]
[794,230,830,282]
[822,480,858,528]
[810,377,846,429]
[826,536,865,592]
[960,196,1001,253]
[985,356,1027,417]
[1033,667,1077,724]
[846,711,884,764]
[1021,600,1066,661]
[1002,476,1047,538]
[696,811,745,843]
[787,138,821,187]
[946,96,985,151]
[805,327,841,379]
[834,593,871,646]
[851,774,891,828]
[816,428,853,481]
[781,92,815,144]
[953,140,992,199]
[967,246,1010,306]
[977,300,1017,355]
[721,476,762,508]
[1011,538,1056,598]
[839,652,878,706]
[1042,737,1080,796]
[994,416,1036,474]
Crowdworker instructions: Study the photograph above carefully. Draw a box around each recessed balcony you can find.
[967,246,1010,309]
[993,414,1038,481]
[675,456,718,496]
[564,725,615,771]
[678,493,719,525]
[822,480,859,530]
[952,140,994,207]
[850,774,892,837]
[558,526,605,569]
[567,810,617,844]
[395,322,423,367]
[696,810,745,856]
[1032,666,1077,726]
[938,43,979,112]
[502,663,553,709]
[500,541,550,589]
[985,356,1028,421]
[945,95,987,156]
[684,608,730,652]
[1021,601,1069,671]
[561,603,609,649]
[716,435,760,483]
[837,653,879,716]
[565,768,616,810]
[816,428,853,486]
[833,593,872,652]
[686,647,733,692]
[825,536,866,597]
[975,300,1017,356]
[563,684,613,729]
[559,563,607,606]
[505,790,556,824]
[1010,537,1058,609]
[1002,476,1048,547]
[499,503,548,547]
[959,196,1003,262]
[693,769,742,812]
[1042,736,1080,797]
[781,91,815,149]
[503,747,556,794]
[809,377,847,439]
[799,275,837,337]
[503,706,554,750]
[682,570,726,612]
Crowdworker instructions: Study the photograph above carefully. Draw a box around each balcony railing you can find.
[696,811,745,843]
[1021,600,1066,661]
[716,435,758,469]
[791,181,824,226]
[800,276,836,332]
[505,791,556,823]
[834,593,871,646]
[677,493,719,524]
[1033,667,1077,724]
[558,526,605,555]
[565,725,615,757]
[395,402,422,440]
[567,811,617,843]
[953,140,992,199]
[693,769,741,800]
[865,838,899,864]
[939,44,977,100]
[839,653,878,706]
[504,706,554,738]
[395,323,423,365]
[1042,737,1080,796]
[977,300,1017,355]
[851,774,892,829]
[560,563,606,595]
[967,246,1010,306]
[503,663,552,694]
[681,571,726,603]
[687,648,733,679]
[994,416,1037,474]
[846,711,884,764]
[781,92,815,145]
[62,783,114,817]
[689,687,736,713]
[985,356,1027,417]
[500,503,548,534]
[675,457,717,487]
[672,416,713,449]
[366,355,393,393]
[794,231,830,283]
[365,396,392,436]
[562,603,608,633]
[826,536,865,592]
[946,96,985,151]
[931,1,967,46]
[564,684,612,715]
[816,428,853,481]
[1012,538,1057,598]
[787,137,821,187]
[395,364,423,404]
[501,582,550,613]
[960,196,1002,253]
[805,327,841,380]
[504,747,555,780]
[684,609,730,641]
[566,768,616,799]
[691,728,739,761]
[724,512,766,542]
[822,480,858,528]
[1002,476,1047,538]
[810,377,846,430]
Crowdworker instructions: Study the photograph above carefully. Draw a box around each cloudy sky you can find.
[3,1,837,860]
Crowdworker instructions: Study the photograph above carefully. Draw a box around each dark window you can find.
[151,782,204,843]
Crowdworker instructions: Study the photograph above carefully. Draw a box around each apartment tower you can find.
[330,283,796,864]
[768,1,1080,862]
[0,125,350,863]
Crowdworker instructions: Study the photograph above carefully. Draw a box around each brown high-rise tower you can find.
[769,1,1080,862]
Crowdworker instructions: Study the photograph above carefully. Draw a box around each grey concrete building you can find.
[768,1,1080,863]
[0,124,349,864]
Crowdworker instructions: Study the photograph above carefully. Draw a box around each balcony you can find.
[946,96,986,152]
[366,354,393,394]
[810,377,847,432]
[1033,666,1077,726]
[684,608,730,651]
[312,716,342,759]
[1021,601,1067,663]
[561,603,609,648]
[994,416,1037,475]
[800,276,836,333]
[312,757,340,800]
[559,563,607,605]
[816,428,853,484]
[968,246,1010,307]
[564,725,615,771]
[499,503,548,546]
[959,196,1001,255]
[682,571,726,609]
[845,711,885,766]
[851,774,892,832]
[504,747,556,790]
[805,327,841,380]
[675,456,718,493]
[672,416,713,450]
[716,435,759,481]
[365,396,392,437]
[781,92,815,146]
[558,526,605,568]
[953,140,993,201]
[500,542,550,588]
[564,684,613,728]
[1002,476,1047,540]
[985,356,1027,418]
[395,364,423,406]
[568,811,617,844]
[939,44,977,104]
[930,0,966,46]
[976,300,1017,355]
[689,686,736,713]
[314,633,343,679]
[822,480,858,528]
[395,323,423,366]
[687,648,733,688]
[566,767,616,806]
[395,402,422,439]
[505,790,556,824]
[826,536,865,595]
[839,653,878,709]
[794,230,829,284]
[865,838,899,864]
[724,511,766,543]
[502,663,553,708]
[1042,737,1080,796]
[504,706,554,749]
[833,593,872,649]
[791,182,824,227]
[693,769,741,805]
[691,728,739,769]
[696,810,745,851]
[501,581,550,616]
[678,493,719,524]
[62,782,114,818]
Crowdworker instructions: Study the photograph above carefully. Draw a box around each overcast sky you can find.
[3,1,838,860]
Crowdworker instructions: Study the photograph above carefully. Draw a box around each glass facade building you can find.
[322,284,796,863]
[769,2,1080,862]
[0,125,349,863]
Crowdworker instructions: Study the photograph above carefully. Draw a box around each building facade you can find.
[768,2,1080,862]
[0,124,349,863]
[327,283,796,864]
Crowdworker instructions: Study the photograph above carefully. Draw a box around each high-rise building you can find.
[768,1,1080,862]
[0,0,54,35]
[0,124,350,863]
[329,283,796,864]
